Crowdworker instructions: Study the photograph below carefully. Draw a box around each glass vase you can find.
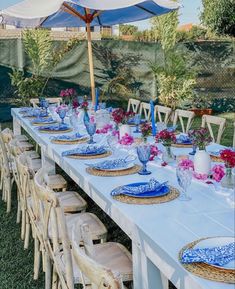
[163,145,175,163]
[221,167,235,189]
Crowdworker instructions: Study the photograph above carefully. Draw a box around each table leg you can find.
[41,147,56,175]
[133,243,168,289]
[13,116,21,135]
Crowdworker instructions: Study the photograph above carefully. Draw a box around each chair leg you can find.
[33,237,41,280]
[6,182,11,213]
[52,265,58,289]
[24,214,31,249]
[16,193,21,224]
[21,209,26,240]
[45,255,52,289]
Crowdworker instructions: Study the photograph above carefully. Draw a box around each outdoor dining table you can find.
[11,108,234,289]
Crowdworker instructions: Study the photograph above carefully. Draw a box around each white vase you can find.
[119,124,131,139]
[194,150,211,175]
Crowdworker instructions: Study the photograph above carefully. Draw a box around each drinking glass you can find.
[137,145,151,175]
[189,144,197,155]
[43,99,49,113]
[107,135,119,156]
[49,104,57,118]
[70,114,81,136]
[133,114,141,133]
[85,122,96,144]
[58,109,67,124]
[176,167,193,201]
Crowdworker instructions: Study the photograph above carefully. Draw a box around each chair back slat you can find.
[127,98,140,113]
[139,102,151,121]
[201,115,226,144]
[173,109,195,133]
[155,105,172,124]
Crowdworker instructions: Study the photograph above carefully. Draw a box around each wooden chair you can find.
[72,224,132,289]
[34,168,108,289]
[30,97,62,108]
[127,98,141,113]
[155,105,172,124]
[201,114,226,144]
[173,109,195,134]
[139,102,151,120]
[233,122,235,148]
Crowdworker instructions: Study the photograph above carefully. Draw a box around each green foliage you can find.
[201,0,235,36]
[150,9,197,109]
[120,24,138,35]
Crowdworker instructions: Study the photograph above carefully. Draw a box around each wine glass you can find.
[43,99,49,114]
[137,145,151,175]
[189,144,197,155]
[107,134,119,156]
[70,113,81,136]
[176,167,193,201]
[85,122,96,144]
[133,114,141,133]
[57,108,67,124]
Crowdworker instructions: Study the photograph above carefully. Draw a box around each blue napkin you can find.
[167,125,177,133]
[51,133,84,141]
[39,124,69,131]
[177,135,192,144]
[86,158,134,170]
[32,117,54,123]
[181,242,235,266]
[62,146,107,157]
[111,179,168,196]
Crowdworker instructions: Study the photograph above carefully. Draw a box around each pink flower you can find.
[193,172,208,180]
[161,162,168,167]
[90,116,95,123]
[119,134,134,146]
[112,130,119,137]
[211,164,225,182]
[55,104,68,113]
[178,159,194,171]
[149,145,160,161]
[96,124,113,134]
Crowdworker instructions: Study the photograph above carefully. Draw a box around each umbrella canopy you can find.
[1,0,180,103]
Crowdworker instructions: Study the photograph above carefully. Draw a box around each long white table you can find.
[12,108,234,289]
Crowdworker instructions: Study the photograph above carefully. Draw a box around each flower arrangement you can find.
[220,149,235,168]
[60,88,76,105]
[112,108,135,125]
[155,129,176,146]
[72,99,79,110]
[141,123,152,140]
[118,133,134,146]
[188,128,212,150]
[80,101,89,111]
[211,165,225,182]
[178,159,194,170]
[55,104,68,113]
[96,124,113,134]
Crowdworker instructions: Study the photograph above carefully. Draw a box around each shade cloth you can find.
[0,0,180,28]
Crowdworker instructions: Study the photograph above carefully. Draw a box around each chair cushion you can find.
[46,174,67,190]
[56,191,87,213]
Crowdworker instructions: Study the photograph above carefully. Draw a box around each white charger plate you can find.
[194,237,235,270]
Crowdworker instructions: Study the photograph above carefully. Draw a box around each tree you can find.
[120,24,138,35]
[201,0,235,36]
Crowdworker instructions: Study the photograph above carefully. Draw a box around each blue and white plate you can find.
[19,107,32,114]
[177,135,192,145]
[51,133,86,142]
[194,237,235,270]
[31,117,56,125]
[111,179,169,198]
[128,118,147,125]
[62,145,107,157]
[86,159,135,171]
[24,110,48,118]
[38,124,70,132]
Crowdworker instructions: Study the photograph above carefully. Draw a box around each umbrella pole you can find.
[86,21,95,105]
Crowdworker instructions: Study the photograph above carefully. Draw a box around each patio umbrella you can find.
[0,0,180,104]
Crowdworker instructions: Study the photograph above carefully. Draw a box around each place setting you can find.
[179,236,235,283]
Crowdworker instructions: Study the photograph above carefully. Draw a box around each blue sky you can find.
[1,0,202,28]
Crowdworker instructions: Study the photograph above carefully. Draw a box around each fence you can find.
[0,38,234,121]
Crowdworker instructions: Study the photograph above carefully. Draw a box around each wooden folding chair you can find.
[139,102,151,120]
[173,109,195,134]
[155,105,172,124]
[201,114,226,144]
[30,97,62,108]
[127,98,141,113]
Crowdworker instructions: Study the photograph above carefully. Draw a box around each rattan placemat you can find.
[65,151,112,159]
[51,137,89,145]
[32,121,57,126]
[179,238,235,283]
[210,155,224,163]
[172,143,193,148]
[112,186,179,205]
[86,164,141,177]
[39,128,73,134]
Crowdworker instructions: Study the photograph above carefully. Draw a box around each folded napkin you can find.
[181,242,235,266]
[62,145,106,157]
[86,156,135,170]
[32,117,54,123]
[111,178,168,196]
[167,125,177,133]
[39,124,69,131]
[51,133,84,141]
[177,135,191,144]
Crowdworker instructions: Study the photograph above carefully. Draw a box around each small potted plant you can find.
[190,93,213,116]
[111,108,135,139]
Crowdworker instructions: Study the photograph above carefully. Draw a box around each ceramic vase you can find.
[194,150,211,175]
[119,124,131,139]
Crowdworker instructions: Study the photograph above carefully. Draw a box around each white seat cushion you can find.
[56,191,87,213]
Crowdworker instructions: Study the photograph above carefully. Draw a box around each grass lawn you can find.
[0,111,234,289]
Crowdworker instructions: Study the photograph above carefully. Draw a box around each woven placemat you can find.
[112,186,179,205]
[86,164,141,177]
[39,128,73,134]
[172,143,193,148]
[179,238,235,284]
[32,121,57,126]
[51,137,89,145]
[65,151,112,160]
[210,155,224,163]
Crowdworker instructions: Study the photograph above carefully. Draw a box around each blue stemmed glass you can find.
[137,145,151,175]
[85,122,96,144]
[43,100,49,113]
[189,144,197,155]
[176,167,193,201]
[134,114,141,133]
[58,109,67,124]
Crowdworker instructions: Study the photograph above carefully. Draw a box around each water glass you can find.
[176,167,193,201]
[133,114,141,133]
[189,144,197,156]
[137,145,151,175]
[58,109,67,124]
[43,99,49,113]
[107,135,119,156]
[85,122,96,144]
[70,114,81,135]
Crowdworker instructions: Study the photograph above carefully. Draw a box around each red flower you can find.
[111,108,135,125]
[220,149,235,168]
[155,129,176,145]
[72,99,79,109]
